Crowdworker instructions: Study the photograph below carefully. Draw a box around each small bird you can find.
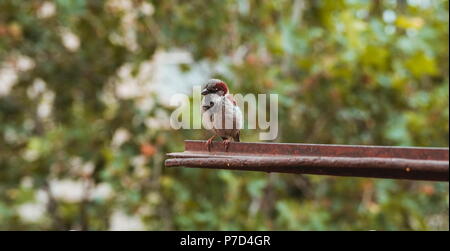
[201,79,242,151]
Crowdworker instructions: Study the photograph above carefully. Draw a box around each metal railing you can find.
[165,140,449,182]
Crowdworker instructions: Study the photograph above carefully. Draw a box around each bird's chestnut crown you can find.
[201,79,228,96]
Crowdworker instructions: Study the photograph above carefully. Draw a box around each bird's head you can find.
[201,79,228,96]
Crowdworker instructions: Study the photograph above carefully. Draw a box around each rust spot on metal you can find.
[165,140,449,182]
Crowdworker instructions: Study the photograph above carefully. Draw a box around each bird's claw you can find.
[223,139,231,152]
[206,136,215,152]
[206,139,212,152]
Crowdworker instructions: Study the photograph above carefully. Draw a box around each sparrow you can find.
[201,79,242,151]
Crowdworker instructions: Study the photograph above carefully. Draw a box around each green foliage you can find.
[0,0,448,230]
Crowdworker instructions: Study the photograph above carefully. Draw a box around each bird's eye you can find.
[210,101,214,106]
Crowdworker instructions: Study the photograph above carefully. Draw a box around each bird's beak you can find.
[201,89,209,95]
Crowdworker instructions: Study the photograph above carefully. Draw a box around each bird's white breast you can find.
[201,94,243,131]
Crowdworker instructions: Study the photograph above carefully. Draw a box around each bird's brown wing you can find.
[225,94,237,106]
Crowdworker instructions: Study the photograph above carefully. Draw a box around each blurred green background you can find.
[0,0,448,230]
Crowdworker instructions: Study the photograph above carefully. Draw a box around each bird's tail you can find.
[233,131,240,142]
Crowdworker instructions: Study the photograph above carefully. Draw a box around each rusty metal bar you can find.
[165,140,449,182]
